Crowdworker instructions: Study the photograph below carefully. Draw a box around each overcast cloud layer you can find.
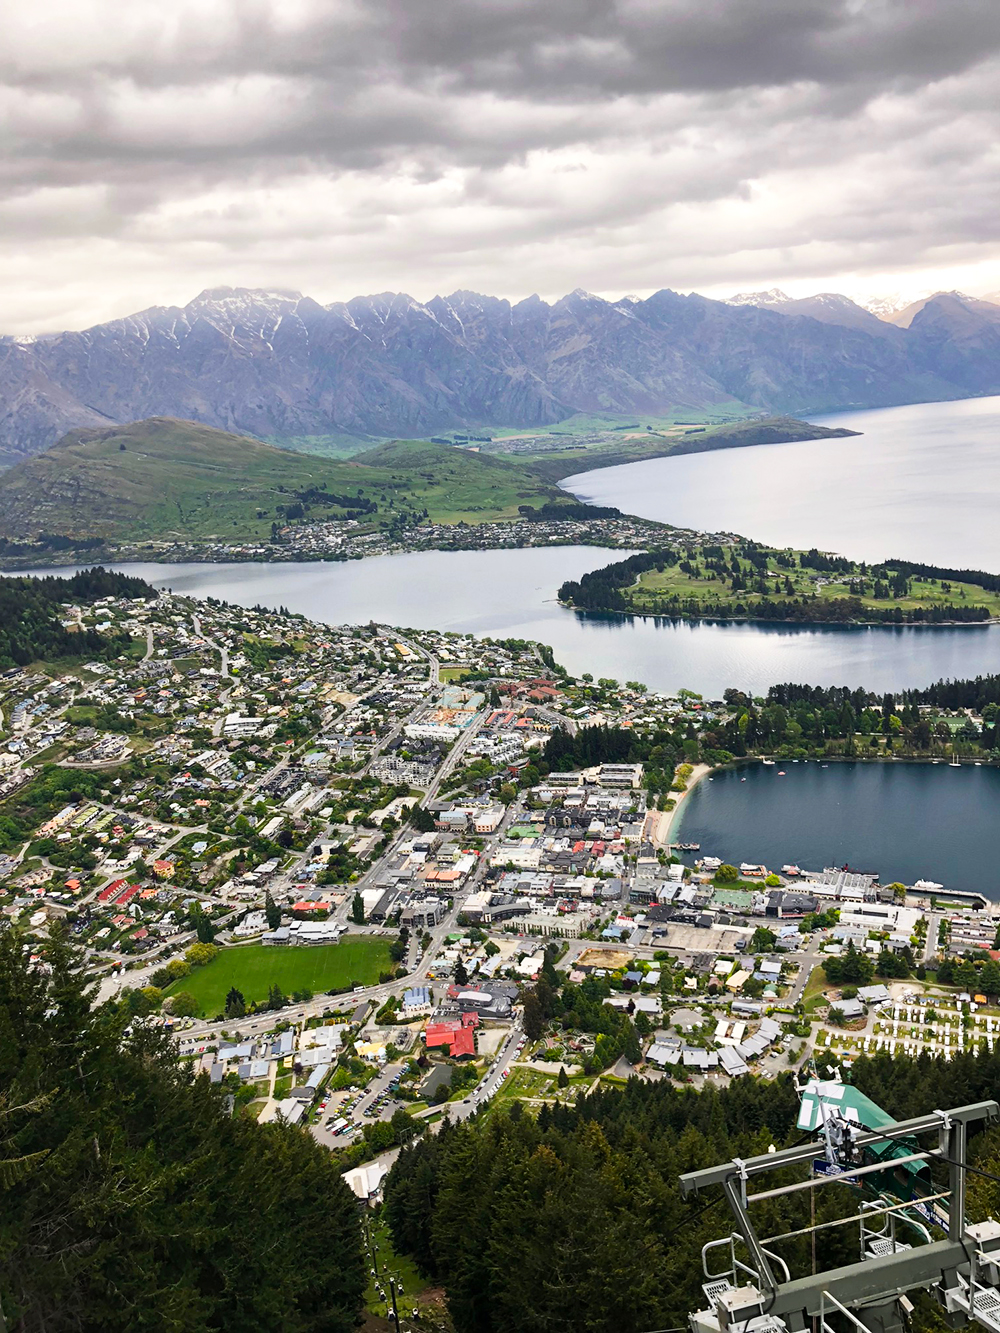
[2,0,999,332]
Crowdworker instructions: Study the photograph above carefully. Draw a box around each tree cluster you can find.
[384,1044,1000,1333]
[0,928,365,1332]
[518,501,622,522]
[0,568,154,668]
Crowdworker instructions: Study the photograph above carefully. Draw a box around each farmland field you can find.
[167,937,393,1017]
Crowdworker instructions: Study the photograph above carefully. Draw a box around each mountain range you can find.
[1,285,998,463]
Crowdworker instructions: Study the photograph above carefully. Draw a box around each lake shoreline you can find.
[669,756,1000,895]
[12,548,1000,697]
[670,751,1000,853]
[661,763,714,843]
[560,395,1000,572]
[558,599,1000,630]
[14,544,1000,631]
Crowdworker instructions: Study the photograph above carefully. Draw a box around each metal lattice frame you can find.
[679,1100,1000,1333]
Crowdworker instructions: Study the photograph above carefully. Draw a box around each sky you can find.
[3,0,1000,334]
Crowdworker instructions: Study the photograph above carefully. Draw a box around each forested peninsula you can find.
[558,541,1000,625]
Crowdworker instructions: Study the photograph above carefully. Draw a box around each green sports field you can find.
[167,937,393,1017]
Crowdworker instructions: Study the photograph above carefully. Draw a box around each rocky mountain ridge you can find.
[1,284,998,462]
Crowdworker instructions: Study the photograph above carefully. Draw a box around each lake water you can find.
[20,395,1000,696]
[26,546,1000,698]
[675,760,1000,895]
[562,394,1000,569]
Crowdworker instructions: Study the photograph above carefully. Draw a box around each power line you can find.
[658,1191,727,1248]
[940,1155,1000,1189]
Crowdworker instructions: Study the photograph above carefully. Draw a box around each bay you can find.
[674,762,1000,895]
[23,548,1000,697]
[561,394,1000,570]
[675,760,1000,895]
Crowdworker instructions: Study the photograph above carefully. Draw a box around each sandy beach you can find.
[650,762,713,846]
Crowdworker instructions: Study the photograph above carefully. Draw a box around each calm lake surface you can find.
[22,395,1000,695]
[562,394,1000,569]
[27,545,1000,697]
[676,760,1000,895]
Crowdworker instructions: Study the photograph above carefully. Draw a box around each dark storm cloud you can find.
[19,0,996,98]
[0,0,998,331]
[368,0,1000,98]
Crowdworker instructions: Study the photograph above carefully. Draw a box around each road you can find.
[312,1017,526,1156]
[422,709,488,804]
[786,944,824,1005]
[923,911,940,965]
[192,613,234,722]
[439,1019,524,1122]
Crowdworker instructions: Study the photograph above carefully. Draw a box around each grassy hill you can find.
[350,437,566,521]
[0,418,570,544]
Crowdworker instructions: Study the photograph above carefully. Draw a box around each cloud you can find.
[1,0,999,331]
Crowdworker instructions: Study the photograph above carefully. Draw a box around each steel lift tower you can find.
[680,1088,1000,1333]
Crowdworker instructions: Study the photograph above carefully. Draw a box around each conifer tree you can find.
[0,927,364,1332]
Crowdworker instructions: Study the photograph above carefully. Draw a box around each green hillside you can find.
[0,418,569,543]
[351,437,566,521]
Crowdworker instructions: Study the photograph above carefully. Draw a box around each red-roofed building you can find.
[292,900,324,913]
[527,685,560,703]
[484,709,517,727]
[424,1016,478,1058]
[114,885,140,905]
[99,878,128,903]
[499,677,562,702]
[449,1026,476,1058]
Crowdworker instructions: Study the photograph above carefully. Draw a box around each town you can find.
[4,579,1000,1219]
[0,510,694,570]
